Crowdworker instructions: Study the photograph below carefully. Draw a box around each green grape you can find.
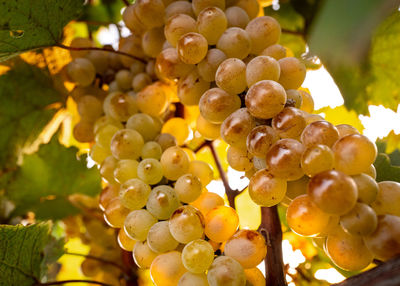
[227,146,254,171]
[351,173,378,204]
[99,184,119,211]
[126,113,159,141]
[199,88,241,124]
[196,7,227,45]
[132,72,152,92]
[221,108,256,150]
[103,92,138,122]
[371,181,400,216]
[246,125,279,157]
[307,170,357,215]
[364,214,400,261]
[326,229,373,271]
[104,197,131,228]
[260,44,287,60]
[133,240,159,269]
[66,58,96,86]
[236,0,259,19]
[130,59,146,76]
[146,185,181,219]
[285,89,303,108]
[136,81,171,118]
[244,268,265,286]
[196,114,221,141]
[278,57,306,90]
[271,107,306,139]
[207,256,246,286]
[94,116,124,134]
[197,48,227,82]
[160,146,190,180]
[178,69,210,106]
[224,230,266,269]
[191,191,224,217]
[266,139,305,181]
[114,159,139,184]
[141,141,163,159]
[182,239,214,273]
[90,143,111,165]
[118,34,147,67]
[122,4,146,35]
[147,221,179,253]
[225,6,250,29]
[165,1,195,21]
[188,160,214,186]
[115,69,134,91]
[156,48,194,80]
[77,95,103,122]
[175,174,203,203]
[245,16,280,54]
[246,56,280,87]
[248,169,287,207]
[216,27,251,59]
[215,58,247,95]
[191,0,225,16]
[124,209,157,241]
[155,133,178,151]
[332,134,377,175]
[178,272,209,286]
[73,120,95,143]
[95,124,120,149]
[169,205,205,244]
[146,59,157,79]
[205,206,239,242]
[286,194,330,237]
[100,156,118,184]
[150,251,186,286]
[300,121,339,148]
[137,158,164,185]
[164,14,197,47]
[110,129,144,160]
[340,203,377,236]
[135,0,165,29]
[119,178,151,210]
[245,80,287,119]
[142,27,166,58]
[177,32,208,65]
[69,37,93,59]
[301,144,334,177]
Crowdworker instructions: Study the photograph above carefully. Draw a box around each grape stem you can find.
[333,256,400,286]
[65,252,128,274]
[205,140,240,208]
[35,280,112,286]
[122,0,130,6]
[281,28,305,38]
[259,206,287,286]
[54,43,147,64]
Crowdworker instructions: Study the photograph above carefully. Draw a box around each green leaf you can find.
[374,153,400,182]
[6,135,101,219]
[0,222,64,286]
[376,139,400,166]
[0,60,64,171]
[80,0,124,32]
[0,0,84,61]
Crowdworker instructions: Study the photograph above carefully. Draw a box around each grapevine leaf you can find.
[0,60,64,171]
[0,222,64,286]
[79,0,124,32]
[376,139,400,166]
[316,106,364,132]
[374,153,400,182]
[0,0,84,61]
[5,135,101,219]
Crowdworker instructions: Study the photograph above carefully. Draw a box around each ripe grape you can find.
[284,90,303,108]
[197,7,227,45]
[225,6,250,29]
[135,0,165,29]
[99,184,119,211]
[272,107,306,139]
[142,27,166,58]
[207,256,246,286]
[221,108,256,149]
[132,72,152,92]
[300,120,339,148]
[137,159,164,185]
[245,16,280,54]
[118,228,136,251]
[103,92,138,122]
[244,268,265,286]
[178,272,209,286]
[224,230,267,268]
[227,146,254,171]
[196,114,221,140]
[188,160,214,186]
[340,203,377,236]
[95,124,120,149]
[69,37,93,59]
[150,251,186,286]
[164,14,197,47]
[182,239,214,273]
[67,58,96,87]
[141,141,163,159]
[336,124,360,138]
[136,82,171,116]
[175,174,203,203]
[299,90,314,113]
[103,197,131,228]
[178,69,210,106]
[236,0,260,19]
[217,27,251,60]
[165,1,195,20]
[73,120,95,143]
[90,143,111,165]
[115,70,134,91]
[301,144,334,177]
[351,173,378,204]
[205,205,239,242]
[122,4,146,34]
[245,80,287,119]
[119,178,151,210]
[215,58,247,95]
[191,191,224,216]
[177,32,208,64]
[261,44,287,60]
[94,116,123,134]
[124,209,157,241]
[156,48,194,80]
[191,0,225,16]
[162,117,191,145]
[110,129,144,160]
[248,169,287,207]
[133,240,159,269]
[246,125,279,157]
[147,221,179,253]
[146,185,180,219]
[307,170,357,215]
[169,205,205,244]
[278,57,306,90]
[371,181,400,216]
[284,176,308,202]
[246,56,280,87]
[155,133,178,151]
[160,146,190,180]
[113,159,139,184]
[197,49,227,82]
[77,95,103,121]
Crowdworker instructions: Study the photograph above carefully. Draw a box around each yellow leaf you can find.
[235,188,261,230]
[317,105,364,132]
[385,130,400,153]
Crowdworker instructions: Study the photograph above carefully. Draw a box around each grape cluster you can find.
[65,0,400,283]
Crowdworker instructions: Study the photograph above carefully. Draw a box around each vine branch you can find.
[259,206,287,286]
[65,252,128,274]
[122,0,130,6]
[281,28,305,38]
[35,280,111,286]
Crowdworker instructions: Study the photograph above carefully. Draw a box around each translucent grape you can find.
[137,158,164,185]
[191,0,225,16]
[133,240,159,269]
[245,16,280,54]
[182,239,214,273]
[225,6,250,29]
[164,1,195,21]
[205,205,239,242]
[103,92,138,122]
[246,125,279,157]
[94,116,123,134]
[261,44,287,60]
[99,184,119,211]
[118,228,136,251]
[340,203,377,236]
[215,58,247,95]
[175,174,203,203]
[132,72,152,92]
[188,160,214,186]
[278,57,306,90]
[178,272,209,286]
[177,32,208,65]
[146,185,181,219]
[285,89,303,109]
[164,14,197,47]
[272,107,306,139]
[197,48,227,82]
[169,205,204,244]
[150,251,186,286]
[69,37,93,58]
[122,4,146,35]
[73,120,95,143]
[160,146,190,180]
[245,80,287,119]
[114,159,139,184]
[351,173,378,204]
[285,176,308,202]
[124,209,157,241]
[371,181,400,216]
[156,47,194,80]
[118,35,146,67]
[300,121,339,148]
[155,133,178,151]
[147,221,179,253]
[207,256,246,286]
[236,0,259,19]
[221,108,256,149]
[135,0,165,29]
[191,191,224,216]
[67,58,96,86]
[141,141,163,159]
[115,69,134,91]
[196,7,227,45]
[248,169,287,207]
[90,143,111,165]
[217,27,251,60]
[299,90,314,113]
[301,144,334,177]
[119,178,151,209]
[142,27,166,58]
[104,197,131,228]
[244,268,265,286]
[77,95,103,121]
[110,129,144,160]
[95,124,120,149]
[307,170,357,215]
[336,124,360,138]
[178,69,210,106]
[227,146,254,171]
[136,82,170,117]
[196,114,221,140]
[246,56,280,87]
[162,118,190,145]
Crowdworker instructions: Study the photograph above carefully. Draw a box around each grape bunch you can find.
[64,0,400,283]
